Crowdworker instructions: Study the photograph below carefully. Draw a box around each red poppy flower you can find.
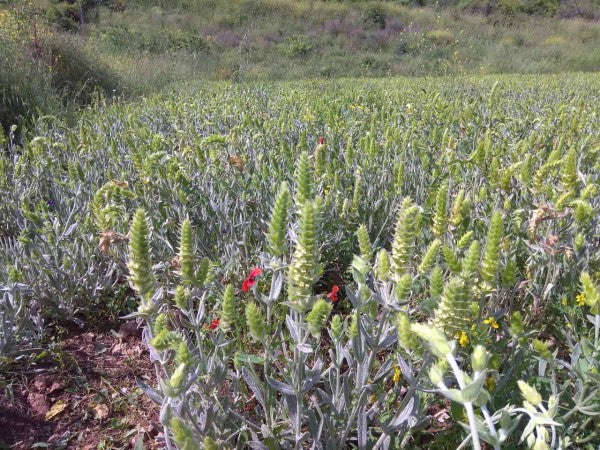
[208,319,220,330]
[327,285,340,303]
[249,268,263,278]
[242,267,263,292]
[319,137,325,145]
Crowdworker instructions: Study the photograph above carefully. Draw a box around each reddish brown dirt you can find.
[0,322,161,449]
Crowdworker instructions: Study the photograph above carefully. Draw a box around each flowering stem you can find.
[594,314,599,349]
[475,368,499,447]
[480,406,500,450]
[338,305,390,449]
[446,354,481,450]
[264,303,273,431]
[292,309,306,449]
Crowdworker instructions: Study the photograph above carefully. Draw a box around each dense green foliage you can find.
[86,0,600,86]
[1,0,599,131]
[1,74,599,448]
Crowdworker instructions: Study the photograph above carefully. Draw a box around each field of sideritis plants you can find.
[1,74,599,448]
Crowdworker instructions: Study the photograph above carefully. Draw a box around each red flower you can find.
[327,285,340,303]
[318,137,325,145]
[249,268,263,278]
[242,267,263,292]
[208,319,220,330]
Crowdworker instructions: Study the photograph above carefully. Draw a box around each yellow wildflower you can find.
[485,376,495,391]
[576,293,585,307]
[561,297,567,306]
[458,331,469,347]
[393,365,402,384]
[484,317,499,329]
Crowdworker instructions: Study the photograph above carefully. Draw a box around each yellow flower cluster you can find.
[349,104,371,113]
[457,331,469,347]
[576,293,585,307]
[484,317,499,329]
[393,365,402,384]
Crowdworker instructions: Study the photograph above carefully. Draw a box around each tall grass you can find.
[83,0,600,88]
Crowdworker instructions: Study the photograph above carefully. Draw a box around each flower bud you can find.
[307,298,333,338]
[245,302,266,342]
[174,285,188,310]
[375,249,390,282]
[396,311,417,350]
[532,339,552,360]
[330,314,343,341]
[429,360,447,386]
[168,363,187,394]
[580,272,600,308]
[411,323,451,357]
[220,284,236,332]
[394,274,412,300]
[170,417,200,450]
[471,345,487,372]
[533,437,549,450]
[517,380,542,407]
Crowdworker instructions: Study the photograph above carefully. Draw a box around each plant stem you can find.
[481,406,500,450]
[446,354,481,450]
[292,309,306,449]
[594,314,599,348]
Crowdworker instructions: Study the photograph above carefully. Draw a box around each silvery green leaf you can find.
[461,375,485,402]
[242,367,267,413]
[500,409,512,430]
[235,353,265,365]
[267,377,296,395]
[159,402,172,424]
[372,358,393,384]
[345,287,358,308]
[62,222,78,238]
[198,410,207,430]
[538,359,547,376]
[307,409,323,443]
[531,414,561,427]
[396,354,414,383]
[358,317,377,350]
[473,389,490,407]
[341,346,354,367]
[358,405,368,449]
[136,376,163,405]
[519,418,536,443]
[389,396,415,429]
[474,422,499,448]
[576,405,600,416]
[297,343,312,354]
[296,431,310,444]
[377,332,397,350]
[301,370,321,394]
[269,270,283,301]
[285,314,298,342]
[316,388,338,416]
[248,442,269,450]
[141,327,161,363]
[440,388,463,403]
[302,359,323,393]
[357,361,370,387]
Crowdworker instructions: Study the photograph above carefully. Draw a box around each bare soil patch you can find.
[0,322,161,449]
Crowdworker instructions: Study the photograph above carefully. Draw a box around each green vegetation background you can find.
[0,0,599,133]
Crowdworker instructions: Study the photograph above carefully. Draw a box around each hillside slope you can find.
[1,0,599,130]
[80,0,600,89]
